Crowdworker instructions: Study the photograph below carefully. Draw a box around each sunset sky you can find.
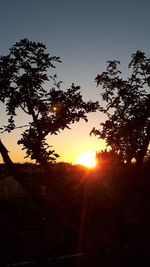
[0,0,150,164]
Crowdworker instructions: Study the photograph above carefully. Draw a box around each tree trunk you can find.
[0,139,14,169]
[135,123,150,168]
[126,156,132,167]
[0,139,68,226]
[0,139,46,203]
[136,154,144,168]
[0,139,73,263]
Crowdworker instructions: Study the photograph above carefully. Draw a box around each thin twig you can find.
[0,124,30,133]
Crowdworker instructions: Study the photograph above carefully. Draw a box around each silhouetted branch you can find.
[0,124,30,133]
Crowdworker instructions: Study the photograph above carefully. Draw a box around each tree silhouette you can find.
[96,149,122,167]
[91,51,150,166]
[0,39,99,167]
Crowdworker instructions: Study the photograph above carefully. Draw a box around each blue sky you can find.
[0,0,150,163]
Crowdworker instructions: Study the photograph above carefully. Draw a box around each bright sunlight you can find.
[76,151,97,168]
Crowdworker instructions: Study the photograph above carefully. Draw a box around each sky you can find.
[0,0,150,164]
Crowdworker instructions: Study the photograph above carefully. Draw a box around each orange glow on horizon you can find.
[75,151,97,168]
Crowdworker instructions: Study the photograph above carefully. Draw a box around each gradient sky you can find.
[0,0,150,164]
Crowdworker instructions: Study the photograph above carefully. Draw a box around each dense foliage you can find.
[91,51,150,166]
[0,39,99,165]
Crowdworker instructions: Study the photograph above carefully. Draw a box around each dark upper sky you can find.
[1,0,149,92]
[0,0,150,163]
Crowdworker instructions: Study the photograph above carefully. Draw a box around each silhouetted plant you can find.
[0,39,99,166]
[91,51,150,166]
[96,149,122,167]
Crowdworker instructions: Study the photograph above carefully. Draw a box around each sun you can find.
[76,151,97,168]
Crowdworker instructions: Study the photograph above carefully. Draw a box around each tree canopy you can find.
[0,39,99,166]
[91,51,150,166]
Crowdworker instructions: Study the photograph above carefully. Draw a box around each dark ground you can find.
[0,162,150,266]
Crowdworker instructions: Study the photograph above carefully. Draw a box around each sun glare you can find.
[76,151,97,168]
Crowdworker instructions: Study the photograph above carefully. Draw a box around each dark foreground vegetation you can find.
[0,162,150,266]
